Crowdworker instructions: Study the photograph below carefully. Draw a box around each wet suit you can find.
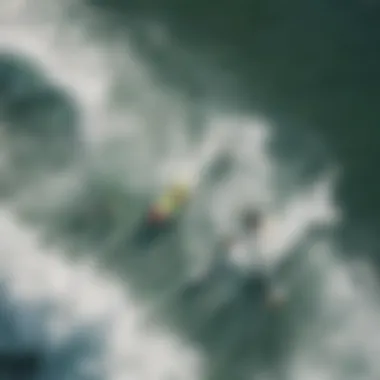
[131,211,177,249]
[131,186,188,249]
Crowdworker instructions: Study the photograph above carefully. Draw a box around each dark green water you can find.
[0,1,380,380]
[89,0,380,257]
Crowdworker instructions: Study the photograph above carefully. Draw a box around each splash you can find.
[0,209,204,380]
[0,0,205,379]
[1,0,380,380]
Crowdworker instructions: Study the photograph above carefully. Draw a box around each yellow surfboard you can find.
[152,183,190,218]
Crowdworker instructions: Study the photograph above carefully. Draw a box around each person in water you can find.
[132,181,191,248]
[237,209,287,308]
[185,208,286,309]
[235,208,287,307]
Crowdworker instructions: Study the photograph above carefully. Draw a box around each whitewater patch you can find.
[287,241,380,380]
[0,208,204,380]
[0,3,110,147]
[0,2,380,380]
[155,108,380,380]
[177,113,340,276]
[0,0,196,194]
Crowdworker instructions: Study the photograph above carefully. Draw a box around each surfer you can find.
[228,208,287,308]
[131,181,191,248]
[184,208,286,309]
[130,133,234,250]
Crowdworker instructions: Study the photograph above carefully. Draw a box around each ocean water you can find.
[0,1,380,380]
